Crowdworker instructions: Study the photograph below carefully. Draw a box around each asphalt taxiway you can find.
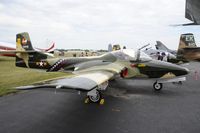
[0,62,200,133]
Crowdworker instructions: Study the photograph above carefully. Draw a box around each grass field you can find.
[0,57,67,96]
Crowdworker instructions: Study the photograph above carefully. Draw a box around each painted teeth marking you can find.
[48,59,66,72]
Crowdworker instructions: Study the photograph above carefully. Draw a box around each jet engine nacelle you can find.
[74,60,110,71]
[120,67,128,78]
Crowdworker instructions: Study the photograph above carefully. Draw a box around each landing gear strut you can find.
[153,82,163,91]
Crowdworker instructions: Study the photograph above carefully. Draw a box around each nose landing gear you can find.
[153,82,163,91]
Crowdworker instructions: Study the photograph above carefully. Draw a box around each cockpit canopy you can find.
[112,49,152,61]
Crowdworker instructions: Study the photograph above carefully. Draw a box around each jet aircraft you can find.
[155,41,177,55]
[0,42,16,57]
[13,32,189,104]
[143,44,176,62]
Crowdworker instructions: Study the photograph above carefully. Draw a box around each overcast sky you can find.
[0,0,199,50]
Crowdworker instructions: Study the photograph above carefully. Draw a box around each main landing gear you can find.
[85,89,105,105]
[84,81,108,105]
[152,77,186,91]
[153,82,163,91]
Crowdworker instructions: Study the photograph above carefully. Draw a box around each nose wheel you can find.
[153,82,163,91]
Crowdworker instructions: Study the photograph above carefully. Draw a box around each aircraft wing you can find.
[17,71,115,91]
[16,62,125,91]
[185,0,200,25]
[171,0,200,26]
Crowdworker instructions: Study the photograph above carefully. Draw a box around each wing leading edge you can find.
[16,70,115,91]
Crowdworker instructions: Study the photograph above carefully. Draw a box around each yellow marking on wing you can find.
[77,72,113,85]
[137,64,146,67]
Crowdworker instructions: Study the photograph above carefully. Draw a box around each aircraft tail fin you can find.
[15,32,51,69]
[178,33,196,50]
[16,32,35,52]
[177,33,197,59]
[155,41,170,51]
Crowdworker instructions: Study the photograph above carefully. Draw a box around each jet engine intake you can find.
[120,67,128,78]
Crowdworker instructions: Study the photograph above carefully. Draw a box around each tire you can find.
[153,82,163,91]
[88,91,101,103]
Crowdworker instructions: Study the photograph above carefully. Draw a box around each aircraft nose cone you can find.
[150,60,190,77]
[174,66,190,76]
[183,67,190,75]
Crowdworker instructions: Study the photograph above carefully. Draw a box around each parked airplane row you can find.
[144,33,200,63]
[107,33,200,64]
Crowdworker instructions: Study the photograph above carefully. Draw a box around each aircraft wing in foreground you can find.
[15,32,189,104]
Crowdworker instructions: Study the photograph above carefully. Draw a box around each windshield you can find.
[140,51,152,61]
[112,49,152,61]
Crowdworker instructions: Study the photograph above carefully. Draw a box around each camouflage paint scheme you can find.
[16,32,188,79]
[177,33,200,61]
[154,33,200,62]
[15,32,189,103]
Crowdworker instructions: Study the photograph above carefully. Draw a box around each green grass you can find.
[0,57,67,96]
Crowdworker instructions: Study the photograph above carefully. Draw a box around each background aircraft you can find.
[177,33,200,61]
[0,41,55,57]
[155,41,177,55]
[172,0,200,26]
[143,47,176,62]
[0,42,16,57]
[155,33,200,62]
[14,32,189,104]
[142,43,176,62]
[184,0,200,25]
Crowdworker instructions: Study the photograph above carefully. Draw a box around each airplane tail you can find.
[155,41,170,51]
[178,33,196,50]
[15,32,51,69]
[176,33,197,60]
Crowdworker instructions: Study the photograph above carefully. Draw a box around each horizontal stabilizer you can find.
[0,50,35,54]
